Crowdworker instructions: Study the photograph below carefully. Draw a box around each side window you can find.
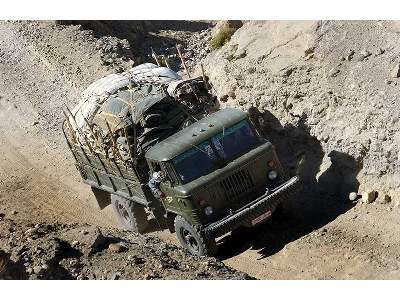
[163,162,180,186]
[150,161,161,173]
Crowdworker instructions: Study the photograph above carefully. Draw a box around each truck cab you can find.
[144,108,299,255]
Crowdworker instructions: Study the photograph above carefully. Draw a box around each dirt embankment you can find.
[0,216,249,280]
[1,20,400,280]
[203,21,400,204]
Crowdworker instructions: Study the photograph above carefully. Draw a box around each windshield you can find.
[172,140,217,183]
[171,119,259,184]
[211,119,258,161]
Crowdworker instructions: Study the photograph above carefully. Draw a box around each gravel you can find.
[0,217,251,280]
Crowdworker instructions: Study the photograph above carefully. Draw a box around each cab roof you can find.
[145,108,248,162]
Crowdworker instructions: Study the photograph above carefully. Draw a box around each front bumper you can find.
[203,176,300,238]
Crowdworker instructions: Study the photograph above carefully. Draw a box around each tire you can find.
[174,215,217,257]
[275,199,291,218]
[111,194,148,233]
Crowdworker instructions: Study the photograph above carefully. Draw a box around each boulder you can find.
[390,63,400,78]
[377,194,391,204]
[65,226,106,256]
[108,243,127,253]
[349,192,358,201]
[388,190,400,207]
[361,191,377,204]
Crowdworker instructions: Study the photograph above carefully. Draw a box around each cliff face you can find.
[203,21,400,204]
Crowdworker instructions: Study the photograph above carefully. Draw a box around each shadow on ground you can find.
[216,108,362,260]
[143,218,168,234]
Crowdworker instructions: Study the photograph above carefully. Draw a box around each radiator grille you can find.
[220,168,254,201]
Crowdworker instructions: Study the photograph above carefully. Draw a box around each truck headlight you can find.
[204,206,213,216]
[268,170,278,180]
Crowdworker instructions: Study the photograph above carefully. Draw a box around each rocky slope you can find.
[202,21,400,205]
[0,214,249,280]
[1,20,400,280]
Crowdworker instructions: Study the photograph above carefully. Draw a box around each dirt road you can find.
[1,21,399,279]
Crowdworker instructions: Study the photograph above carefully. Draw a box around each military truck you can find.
[63,63,300,256]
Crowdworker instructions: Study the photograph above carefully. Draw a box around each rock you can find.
[281,67,295,77]
[31,120,39,126]
[69,258,79,267]
[375,48,385,56]
[247,66,256,74]
[219,95,228,102]
[33,266,42,274]
[26,267,33,275]
[303,46,315,56]
[349,192,358,201]
[71,240,79,247]
[358,50,371,61]
[108,243,127,253]
[11,210,17,215]
[110,272,120,280]
[346,50,355,61]
[24,228,37,236]
[361,191,377,203]
[328,67,340,77]
[390,64,400,78]
[235,49,247,59]
[305,52,314,61]
[71,226,106,255]
[144,272,160,280]
[128,255,144,265]
[0,213,4,221]
[0,250,11,273]
[377,194,391,204]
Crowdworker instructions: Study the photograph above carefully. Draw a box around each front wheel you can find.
[111,194,148,233]
[174,216,217,257]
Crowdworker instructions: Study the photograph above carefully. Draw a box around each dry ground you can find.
[0,21,399,279]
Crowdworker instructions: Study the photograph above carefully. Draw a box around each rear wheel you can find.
[111,194,148,233]
[174,216,217,257]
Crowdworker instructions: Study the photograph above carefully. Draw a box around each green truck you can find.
[63,70,299,256]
